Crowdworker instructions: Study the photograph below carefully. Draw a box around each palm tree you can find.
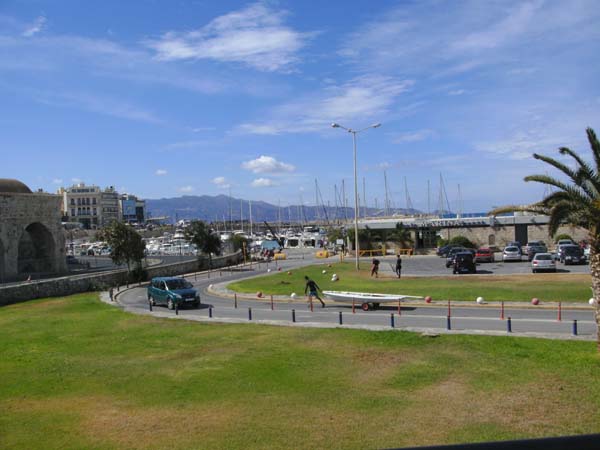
[388,222,413,250]
[186,221,222,274]
[491,128,600,350]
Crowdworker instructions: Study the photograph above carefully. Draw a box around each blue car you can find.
[147,277,200,309]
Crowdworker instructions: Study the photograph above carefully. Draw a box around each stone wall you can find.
[441,224,589,248]
[0,191,67,281]
[0,251,242,306]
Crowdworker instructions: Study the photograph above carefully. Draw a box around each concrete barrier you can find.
[0,251,242,306]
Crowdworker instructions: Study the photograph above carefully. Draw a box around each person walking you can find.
[395,255,402,279]
[370,258,380,278]
[304,276,325,307]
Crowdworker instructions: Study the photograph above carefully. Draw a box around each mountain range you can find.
[146,195,421,224]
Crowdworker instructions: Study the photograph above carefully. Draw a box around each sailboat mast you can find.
[384,170,390,217]
[249,200,253,236]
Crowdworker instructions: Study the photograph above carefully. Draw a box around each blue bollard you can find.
[248,307,252,321]
[390,313,395,328]
[573,319,578,336]
[339,311,343,325]
[446,315,451,330]
[507,317,512,333]
[209,307,213,318]
[292,309,296,323]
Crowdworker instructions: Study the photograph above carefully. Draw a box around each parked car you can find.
[531,253,557,273]
[560,245,585,265]
[557,239,575,247]
[502,246,522,262]
[437,244,461,257]
[453,252,476,274]
[527,244,548,261]
[475,247,495,263]
[507,241,522,252]
[147,276,200,309]
[445,247,469,267]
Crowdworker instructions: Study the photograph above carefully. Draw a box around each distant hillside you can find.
[146,194,420,223]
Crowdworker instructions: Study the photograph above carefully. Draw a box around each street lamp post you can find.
[331,122,381,270]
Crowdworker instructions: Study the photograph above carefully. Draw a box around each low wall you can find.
[0,252,242,306]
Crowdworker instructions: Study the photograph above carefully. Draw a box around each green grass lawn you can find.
[228,262,592,302]
[1,293,600,449]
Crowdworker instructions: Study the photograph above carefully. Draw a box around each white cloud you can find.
[31,89,163,124]
[391,129,435,144]
[191,126,215,133]
[242,155,295,174]
[144,2,314,72]
[212,176,231,189]
[22,16,46,37]
[178,185,194,193]
[155,169,167,176]
[447,89,465,96]
[52,178,63,184]
[251,177,278,187]
[237,76,411,134]
[338,1,600,75]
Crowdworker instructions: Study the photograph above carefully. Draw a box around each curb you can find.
[206,280,594,311]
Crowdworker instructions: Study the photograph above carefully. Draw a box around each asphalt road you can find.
[116,255,597,341]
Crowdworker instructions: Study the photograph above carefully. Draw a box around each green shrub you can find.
[554,233,573,243]
[449,236,476,248]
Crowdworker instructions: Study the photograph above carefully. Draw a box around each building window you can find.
[70,198,75,206]
[92,198,97,205]
[77,198,81,206]
[86,198,90,205]
[77,207,81,215]
[93,208,97,216]
[71,208,75,216]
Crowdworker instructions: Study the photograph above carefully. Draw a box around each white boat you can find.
[323,290,423,311]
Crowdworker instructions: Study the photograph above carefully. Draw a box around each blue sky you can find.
[2,0,599,212]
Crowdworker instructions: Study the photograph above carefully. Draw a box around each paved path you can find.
[113,256,597,341]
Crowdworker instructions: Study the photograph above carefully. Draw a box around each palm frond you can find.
[547,201,575,236]
[532,153,579,183]
[558,146,600,197]
[587,128,600,172]
[524,174,573,192]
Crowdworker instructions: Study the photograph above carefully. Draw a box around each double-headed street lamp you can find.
[331,122,381,270]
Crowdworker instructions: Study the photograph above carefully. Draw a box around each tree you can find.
[387,222,414,249]
[449,236,476,249]
[231,234,249,253]
[185,221,222,272]
[491,128,600,350]
[97,221,145,274]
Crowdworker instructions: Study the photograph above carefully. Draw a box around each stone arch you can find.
[488,234,496,246]
[18,222,57,274]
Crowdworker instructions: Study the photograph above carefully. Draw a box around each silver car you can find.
[502,246,522,262]
[531,253,557,273]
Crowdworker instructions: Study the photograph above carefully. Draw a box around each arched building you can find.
[0,179,67,282]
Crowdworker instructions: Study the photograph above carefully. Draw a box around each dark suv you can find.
[453,252,476,274]
[445,247,470,267]
[560,245,585,265]
[147,277,200,309]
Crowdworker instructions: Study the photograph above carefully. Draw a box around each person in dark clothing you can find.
[371,258,380,278]
[395,255,402,279]
[304,275,325,307]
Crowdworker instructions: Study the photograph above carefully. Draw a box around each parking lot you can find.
[373,254,590,277]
